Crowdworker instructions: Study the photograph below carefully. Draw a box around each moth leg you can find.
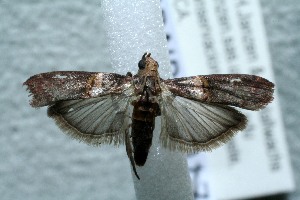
[125,127,140,180]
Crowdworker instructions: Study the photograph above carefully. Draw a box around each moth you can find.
[24,53,274,179]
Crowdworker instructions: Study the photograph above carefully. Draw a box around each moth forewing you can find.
[162,74,274,110]
[24,71,133,107]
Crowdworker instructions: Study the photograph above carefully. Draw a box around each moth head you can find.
[138,52,159,75]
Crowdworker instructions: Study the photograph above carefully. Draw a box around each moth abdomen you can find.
[131,118,154,166]
[131,100,160,166]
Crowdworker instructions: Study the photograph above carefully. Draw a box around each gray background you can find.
[0,0,299,200]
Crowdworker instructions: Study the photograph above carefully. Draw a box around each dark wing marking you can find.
[48,94,132,146]
[162,74,274,110]
[24,71,132,107]
[159,90,247,153]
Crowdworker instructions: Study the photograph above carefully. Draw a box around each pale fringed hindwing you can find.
[159,88,247,153]
[160,112,247,153]
[48,107,125,146]
[47,95,132,147]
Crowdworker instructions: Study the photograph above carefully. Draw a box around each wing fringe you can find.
[160,114,247,153]
[48,106,125,146]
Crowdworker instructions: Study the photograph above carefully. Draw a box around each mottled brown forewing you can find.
[24,71,132,107]
[162,74,274,110]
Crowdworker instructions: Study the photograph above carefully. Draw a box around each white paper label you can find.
[161,0,295,199]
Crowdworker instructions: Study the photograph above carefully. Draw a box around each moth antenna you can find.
[142,53,147,59]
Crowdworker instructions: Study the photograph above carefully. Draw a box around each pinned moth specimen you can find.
[24,53,274,179]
